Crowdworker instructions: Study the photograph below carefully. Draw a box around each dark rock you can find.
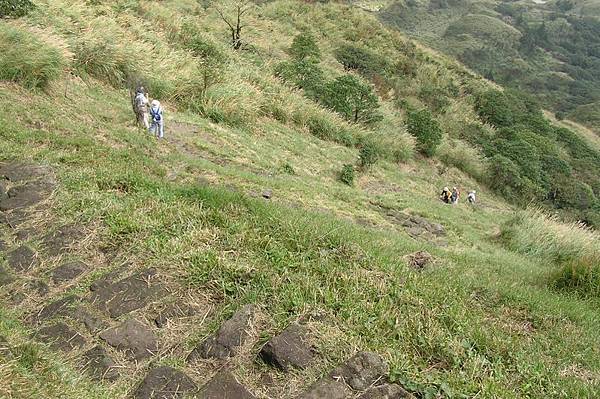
[81,346,119,382]
[407,251,434,270]
[262,190,273,200]
[200,370,255,399]
[297,379,351,399]
[187,304,255,361]
[72,308,108,333]
[154,304,194,328]
[1,209,29,228]
[99,319,158,361]
[133,366,198,399]
[36,322,86,352]
[15,227,37,241]
[6,245,38,272]
[0,163,52,183]
[51,261,87,284]
[0,239,7,252]
[90,269,163,318]
[357,384,415,399]
[26,279,49,296]
[42,224,84,256]
[0,182,54,211]
[260,323,314,371]
[330,351,388,391]
[0,266,14,286]
[384,211,446,239]
[32,295,77,324]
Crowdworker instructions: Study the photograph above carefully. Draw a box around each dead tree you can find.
[215,1,252,50]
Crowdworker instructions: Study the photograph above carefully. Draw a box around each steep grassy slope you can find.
[1,1,600,398]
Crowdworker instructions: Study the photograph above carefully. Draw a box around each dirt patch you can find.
[0,266,15,286]
[260,323,314,371]
[187,304,256,361]
[0,182,55,211]
[25,279,49,296]
[133,366,198,399]
[90,268,164,318]
[200,370,255,399]
[99,319,158,361]
[81,346,119,382]
[36,322,86,352]
[0,163,53,183]
[406,251,435,270]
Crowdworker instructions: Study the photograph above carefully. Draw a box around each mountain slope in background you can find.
[377,0,600,132]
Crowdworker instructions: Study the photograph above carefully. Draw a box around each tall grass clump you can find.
[501,208,600,297]
[0,23,65,89]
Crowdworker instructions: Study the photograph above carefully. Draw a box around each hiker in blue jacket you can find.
[149,100,164,139]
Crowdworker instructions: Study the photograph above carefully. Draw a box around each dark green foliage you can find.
[475,90,516,128]
[552,256,600,299]
[405,109,443,157]
[275,59,324,98]
[359,140,380,169]
[321,75,382,124]
[280,162,295,175]
[334,43,390,78]
[289,32,321,62]
[0,0,35,18]
[550,178,597,211]
[340,164,355,186]
[487,154,527,201]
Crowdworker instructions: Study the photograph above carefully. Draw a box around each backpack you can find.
[150,107,162,122]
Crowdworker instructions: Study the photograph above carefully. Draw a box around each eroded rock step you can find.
[133,366,198,399]
[260,323,314,371]
[187,304,256,361]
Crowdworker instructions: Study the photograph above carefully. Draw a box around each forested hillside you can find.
[377,0,600,131]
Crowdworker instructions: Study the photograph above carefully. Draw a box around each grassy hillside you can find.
[1,0,600,398]
[378,0,600,132]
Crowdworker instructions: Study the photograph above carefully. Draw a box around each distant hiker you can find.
[134,87,149,129]
[440,187,452,204]
[149,100,164,139]
[451,187,460,204]
[467,190,476,204]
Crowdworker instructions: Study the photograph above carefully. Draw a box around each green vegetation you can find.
[406,109,442,157]
[379,0,600,133]
[0,0,35,18]
[0,0,600,397]
[0,23,64,89]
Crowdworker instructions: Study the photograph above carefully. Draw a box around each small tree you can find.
[289,32,321,62]
[405,109,443,157]
[214,0,252,50]
[322,75,382,124]
[0,0,35,18]
[340,164,355,186]
[275,59,324,98]
[359,140,380,169]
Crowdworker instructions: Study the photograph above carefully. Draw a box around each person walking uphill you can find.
[134,87,149,129]
[451,187,460,205]
[149,100,164,139]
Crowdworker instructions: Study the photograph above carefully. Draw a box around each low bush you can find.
[340,164,355,186]
[405,109,443,157]
[306,113,357,147]
[0,0,35,18]
[289,32,321,62]
[552,256,600,298]
[321,74,382,125]
[0,24,65,89]
[359,140,381,169]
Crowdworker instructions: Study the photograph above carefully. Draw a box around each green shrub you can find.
[552,256,600,298]
[0,0,35,18]
[321,75,382,125]
[306,114,356,147]
[334,43,390,78]
[280,162,295,175]
[340,164,355,186]
[405,109,442,156]
[359,140,380,169]
[289,32,321,62]
[275,59,324,98]
[0,24,64,89]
